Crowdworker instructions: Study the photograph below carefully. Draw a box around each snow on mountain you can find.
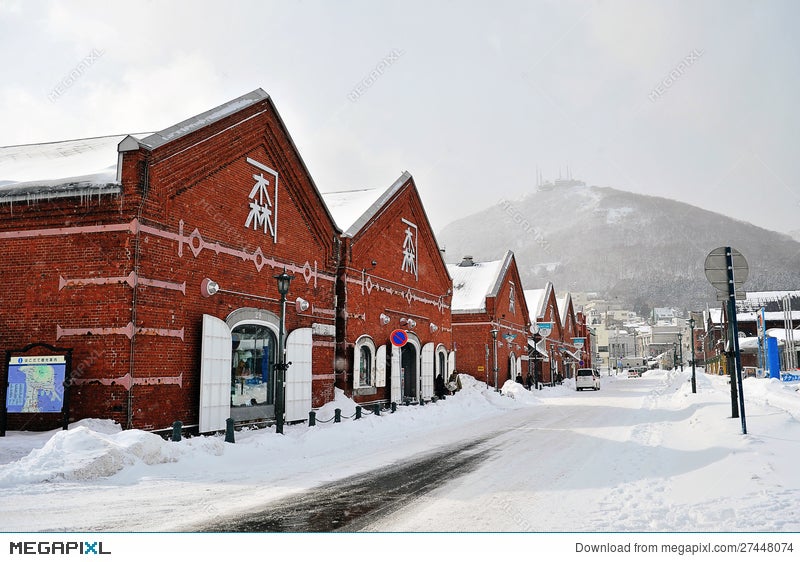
[437,184,800,312]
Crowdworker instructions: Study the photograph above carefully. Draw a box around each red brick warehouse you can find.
[447,252,531,389]
[0,89,342,432]
[322,173,454,405]
[525,282,563,385]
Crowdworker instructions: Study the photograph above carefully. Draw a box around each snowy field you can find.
[2,369,799,558]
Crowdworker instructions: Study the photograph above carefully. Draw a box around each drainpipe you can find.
[127,155,149,429]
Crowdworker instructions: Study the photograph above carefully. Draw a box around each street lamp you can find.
[531,332,542,388]
[673,342,678,371]
[274,268,294,434]
[689,317,697,393]
[678,332,683,372]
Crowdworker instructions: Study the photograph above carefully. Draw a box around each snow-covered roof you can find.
[320,188,382,233]
[320,172,411,236]
[706,307,723,325]
[447,254,508,313]
[737,310,800,322]
[524,289,547,321]
[556,293,573,325]
[139,89,268,150]
[0,133,150,202]
[742,290,800,306]
[0,89,269,204]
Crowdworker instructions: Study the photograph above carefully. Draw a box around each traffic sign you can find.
[390,329,408,347]
[704,246,748,301]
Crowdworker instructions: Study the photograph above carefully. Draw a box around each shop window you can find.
[230,324,276,408]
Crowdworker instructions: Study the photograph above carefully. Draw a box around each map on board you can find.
[6,356,66,413]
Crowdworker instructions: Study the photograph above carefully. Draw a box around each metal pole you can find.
[275,288,287,434]
[493,335,499,391]
[726,247,747,434]
[690,318,696,393]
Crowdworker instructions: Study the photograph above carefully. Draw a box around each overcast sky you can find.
[1,0,798,235]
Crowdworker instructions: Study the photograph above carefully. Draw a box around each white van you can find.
[576,368,600,391]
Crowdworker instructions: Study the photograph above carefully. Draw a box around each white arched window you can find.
[436,344,448,377]
[354,335,376,388]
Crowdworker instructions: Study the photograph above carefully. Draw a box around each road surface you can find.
[192,374,679,532]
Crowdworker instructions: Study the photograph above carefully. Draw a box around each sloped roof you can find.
[524,287,549,320]
[0,89,270,204]
[0,133,150,202]
[320,172,411,236]
[139,89,268,150]
[447,251,512,313]
[556,292,573,325]
[523,289,547,322]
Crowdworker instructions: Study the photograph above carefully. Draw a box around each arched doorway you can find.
[230,321,278,421]
[401,342,418,401]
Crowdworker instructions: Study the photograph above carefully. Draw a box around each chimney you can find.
[459,256,474,267]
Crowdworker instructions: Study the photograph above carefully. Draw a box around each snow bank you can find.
[0,425,180,486]
[500,379,541,404]
[0,376,540,487]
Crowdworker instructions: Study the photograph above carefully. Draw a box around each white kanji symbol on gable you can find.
[400,218,418,279]
[244,157,279,242]
[245,172,274,236]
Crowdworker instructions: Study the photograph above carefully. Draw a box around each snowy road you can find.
[2,369,799,533]
[198,373,758,532]
[191,435,495,532]
[363,375,698,531]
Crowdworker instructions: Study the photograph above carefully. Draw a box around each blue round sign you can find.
[391,329,408,347]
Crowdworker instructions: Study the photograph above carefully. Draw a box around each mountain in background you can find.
[436,183,800,314]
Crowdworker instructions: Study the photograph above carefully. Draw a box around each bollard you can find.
[171,421,182,442]
[334,408,341,423]
[420,398,425,406]
[309,411,316,427]
[355,406,362,420]
[391,402,397,413]
[373,404,380,416]
[225,418,235,444]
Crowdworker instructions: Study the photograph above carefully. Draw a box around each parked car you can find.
[576,368,601,391]
[627,366,646,378]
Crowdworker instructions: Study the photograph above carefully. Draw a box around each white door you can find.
[448,350,456,375]
[199,314,232,433]
[421,342,434,399]
[375,345,387,387]
[285,328,313,423]
[390,345,401,404]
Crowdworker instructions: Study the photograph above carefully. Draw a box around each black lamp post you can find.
[532,332,542,388]
[678,332,684,372]
[673,342,678,371]
[689,317,697,393]
[274,268,294,434]
[490,328,499,391]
